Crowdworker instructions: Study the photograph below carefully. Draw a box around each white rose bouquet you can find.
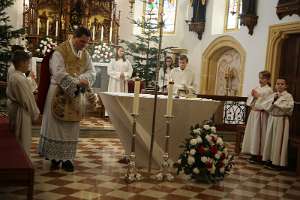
[90,43,114,63]
[36,37,57,57]
[176,124,234,183]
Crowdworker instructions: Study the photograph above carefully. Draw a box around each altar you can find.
[100,92,221,168]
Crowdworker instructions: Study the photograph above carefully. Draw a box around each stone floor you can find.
[0,137,300,200]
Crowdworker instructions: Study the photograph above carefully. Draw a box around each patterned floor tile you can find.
[1,137,300,200]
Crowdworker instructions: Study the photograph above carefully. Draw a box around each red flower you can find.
[197,145,205,155]
[220,153,225,160]
[212,136,217,143]
[209,146,218,155]
[206,162,212,168]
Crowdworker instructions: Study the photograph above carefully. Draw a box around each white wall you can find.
[117,0,300,96]
[6,0,23,29]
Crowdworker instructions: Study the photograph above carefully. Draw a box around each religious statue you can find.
[224,65,237,96]
[191,0,206,22]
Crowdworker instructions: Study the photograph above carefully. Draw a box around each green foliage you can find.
[121,0,175,86]
[0,0,24,82]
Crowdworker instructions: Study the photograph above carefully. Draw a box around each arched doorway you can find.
[200,36,246,96]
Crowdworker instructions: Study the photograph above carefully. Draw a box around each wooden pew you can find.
[0,117,34,200]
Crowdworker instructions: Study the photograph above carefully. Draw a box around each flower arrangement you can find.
[90,43,114,63]
[176,124,234,183]
[36,37,57,57]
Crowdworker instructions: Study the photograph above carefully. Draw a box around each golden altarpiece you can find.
[23,0,120,53]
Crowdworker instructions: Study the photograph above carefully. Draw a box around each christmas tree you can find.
[0,0,24,105]
[121,0,174,87]
[0,0,24,82]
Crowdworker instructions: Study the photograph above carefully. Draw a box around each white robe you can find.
[262,91,294,166]
[241,85,273,155]
[170,67,195,94]
[6,71,40,156]
[107,59,133,93]
[158,67,172,92]
[38,41,96,161]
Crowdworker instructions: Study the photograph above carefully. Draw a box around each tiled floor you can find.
[0,138,300,200]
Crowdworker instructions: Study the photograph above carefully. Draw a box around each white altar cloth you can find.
[100,92,221,168]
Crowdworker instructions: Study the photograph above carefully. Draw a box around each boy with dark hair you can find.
[6,50,40,156]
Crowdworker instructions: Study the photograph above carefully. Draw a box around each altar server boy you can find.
[263,78,294,168]
[6,50,40,156]
[242,70,273,163]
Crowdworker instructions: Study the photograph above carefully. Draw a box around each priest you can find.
[37,27,96,172]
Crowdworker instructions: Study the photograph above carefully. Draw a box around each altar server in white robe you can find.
[107,46,133,93]
[242,70,273,163]
[38,27,96,172]
[262,78,294,168]
[170,55,195,94]
[6,50,40,156]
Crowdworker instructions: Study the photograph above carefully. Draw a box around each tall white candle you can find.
[92,25,95,40]
[166,81,174,116]
[100,26,104,42]
[133,79,141,115]
[46,19,49,36]
[109,21,113,43]
[37,18,40,35]
[55,20,58,37]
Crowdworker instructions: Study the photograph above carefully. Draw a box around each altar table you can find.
[100,92,221,168]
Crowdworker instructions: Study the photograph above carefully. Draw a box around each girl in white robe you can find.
[107,47,133,93]
[158,56,173,92]
[262,79,294,167]
[6,51,40,156]
[242,70,273,162]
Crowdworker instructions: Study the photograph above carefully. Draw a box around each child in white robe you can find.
[107,46,133,93]
[242,70,273,163]
[262,78,294,168]
[6,50,40,156]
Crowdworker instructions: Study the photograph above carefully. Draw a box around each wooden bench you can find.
[0,117,34,200]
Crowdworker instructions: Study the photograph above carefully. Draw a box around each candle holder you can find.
[122,113,143,183]
[153,115,175,181]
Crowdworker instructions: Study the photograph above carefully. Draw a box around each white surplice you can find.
[158,67,172,92]
[38,41,96,161]
[170,67,195,94]
[107,59,133,93]
[241,85,273,156]
[6,71,40,156]
[262,91,294,166]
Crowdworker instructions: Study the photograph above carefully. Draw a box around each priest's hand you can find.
[251,89,260,98]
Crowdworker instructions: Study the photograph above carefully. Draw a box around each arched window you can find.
[224,0,242,31]
[144,0,177,34]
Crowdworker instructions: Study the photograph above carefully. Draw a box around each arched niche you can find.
[200,36,246,96]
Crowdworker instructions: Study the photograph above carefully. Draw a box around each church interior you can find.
[0,0,300,199]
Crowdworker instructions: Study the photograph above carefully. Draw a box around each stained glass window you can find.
[144,0,177,34]
[225,0,242,31]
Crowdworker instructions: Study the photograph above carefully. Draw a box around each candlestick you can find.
[46,19,49,36]
[55,20,58,37]
[92,25,96,40]
[100,26,104,42]
[37,18,40,35]
[166,81,174,117]
[133,78,140,115]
